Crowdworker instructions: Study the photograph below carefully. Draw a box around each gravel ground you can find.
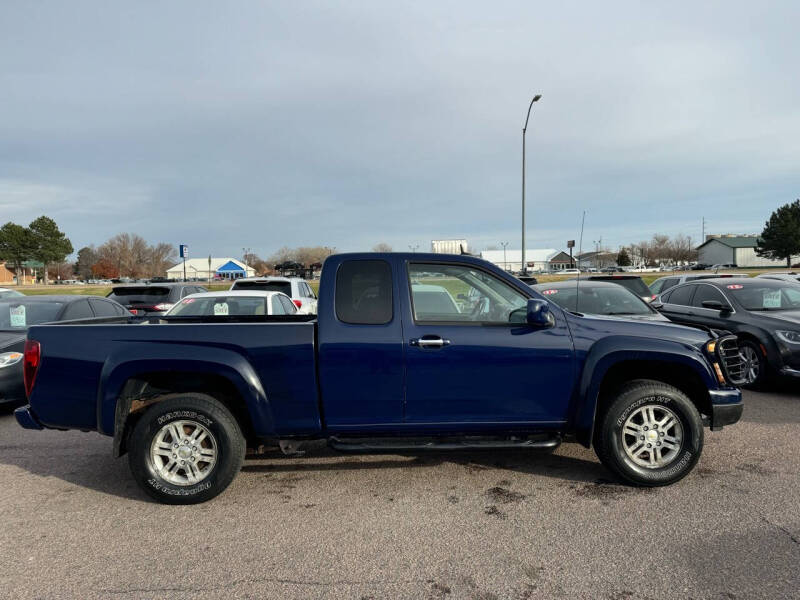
[0,387,798,600]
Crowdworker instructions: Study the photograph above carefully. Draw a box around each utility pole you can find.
[593,237,602,269]
[500,241,509,271]
[521,94,542,275]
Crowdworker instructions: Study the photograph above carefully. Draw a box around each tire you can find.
[128,393,246,504]
[594,379,703,487]
[739,339,768,389]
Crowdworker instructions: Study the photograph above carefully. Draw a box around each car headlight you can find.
[0,351,23,368]
[775,330,800,345]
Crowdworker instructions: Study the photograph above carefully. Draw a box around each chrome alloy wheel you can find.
[740,344,760,384]
[150,420,218,486]
[622,404,683,469]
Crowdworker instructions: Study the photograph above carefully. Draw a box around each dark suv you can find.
[106,283,207,316]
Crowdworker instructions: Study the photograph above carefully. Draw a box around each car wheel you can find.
[739,339,767,388]
[594,379,703,486]
[128,393,245,504]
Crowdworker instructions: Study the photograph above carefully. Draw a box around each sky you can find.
[1,1,799,261]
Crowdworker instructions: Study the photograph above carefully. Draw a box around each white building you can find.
[480,248,565,272]
[697,235,799,268]
[431,239,468,254]
[166,257,255,281]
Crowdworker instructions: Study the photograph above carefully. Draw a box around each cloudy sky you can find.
[1,1,798,259]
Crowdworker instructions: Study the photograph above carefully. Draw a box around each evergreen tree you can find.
[29,216,74,284]
[756,200,800,267]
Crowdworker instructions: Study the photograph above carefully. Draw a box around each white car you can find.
[164,290,298,317]
[756,272,800,284]
[230,277,318,314]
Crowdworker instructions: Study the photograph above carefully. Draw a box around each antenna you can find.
[575,211,586,314]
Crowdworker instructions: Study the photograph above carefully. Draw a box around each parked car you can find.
[654,278,800,387]
[532,281,669,322]
[163,291,298,318]
[16,252,745,504]
[568,274,653,303]
[710,264,738,271]
[600,267,624,273]
[690,263,711,271]
[557,268,581,275]
[649,273,742,299]
[106,283,207,316]
[0,288,24,300]
[1,295,130,408]
[230,276,318,314]
[756,273,800,284]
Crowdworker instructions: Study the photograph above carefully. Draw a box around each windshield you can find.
[540,285,654,316]
[232,281,292,295]
[166,296,268,317]
[108,287,171,304]
[0,290,24,299]
[0,300,64,330]
[726,283,800,311]
[600,278,652,297]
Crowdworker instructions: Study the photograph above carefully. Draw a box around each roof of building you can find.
[166,257,252,273]
[480,249,560,263]
[697,235,759,249]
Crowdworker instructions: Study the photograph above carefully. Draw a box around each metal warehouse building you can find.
[697,235,799,267]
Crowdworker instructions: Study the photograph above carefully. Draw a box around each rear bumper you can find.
[708,388,743,430]
[14,405,44,430]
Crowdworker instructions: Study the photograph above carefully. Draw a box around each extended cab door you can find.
[317,258,405,429]
[401,261,575,426]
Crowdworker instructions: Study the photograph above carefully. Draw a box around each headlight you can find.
[775,330,800,345]
[0,351,23,368]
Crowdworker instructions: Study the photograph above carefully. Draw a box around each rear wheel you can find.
[128,394,245,504]
[594,380,703,486]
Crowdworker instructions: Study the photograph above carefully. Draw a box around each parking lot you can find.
[0,387,795,599]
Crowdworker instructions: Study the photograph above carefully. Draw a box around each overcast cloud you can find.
[1,1,798,259]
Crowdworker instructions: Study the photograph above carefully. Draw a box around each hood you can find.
[0,330,26,350]
[566,311,711,346]
[754,310,800,328]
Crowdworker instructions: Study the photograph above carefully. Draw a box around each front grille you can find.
[717,336,747,386]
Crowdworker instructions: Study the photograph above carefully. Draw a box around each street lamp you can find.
[500,241,509,271]
[409,244,419,253]
[521,94,542,275]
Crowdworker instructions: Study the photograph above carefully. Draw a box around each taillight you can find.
[292,300,302,308]
[23,340,41,398]
[153,303,174,311]
[129,308,139,315]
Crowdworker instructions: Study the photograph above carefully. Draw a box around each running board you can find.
[328,435,561,453]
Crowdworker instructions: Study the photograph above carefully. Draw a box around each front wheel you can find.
[594,380,703,486]
[128,394,246,504]
[739,339,767,388]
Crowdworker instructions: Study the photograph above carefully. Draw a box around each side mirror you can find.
[526,298,555,327]
[702,300,732,313]
[651,300,664,310]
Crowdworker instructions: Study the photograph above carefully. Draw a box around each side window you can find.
[662,278,679,292]
[408,263,528,323]
[271,296,285,315]
[335,260,393,325]
[306,283,317,299]
[62,299,94,320]
[692,285,727,308]
[89,299,119,317]
[280,295,297,313]
[667,285,695,306]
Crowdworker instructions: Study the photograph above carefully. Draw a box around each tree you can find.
[74,246,98,280]
[28,216,74,285]
[0,222,34,285]
[148,242,177,278]
[372,243,393,252]
[48,262,75,281]
[616,247,632,267]
[91,258,119,279]
[757,200,800,267]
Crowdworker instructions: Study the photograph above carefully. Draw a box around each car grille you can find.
[717,336,747,386]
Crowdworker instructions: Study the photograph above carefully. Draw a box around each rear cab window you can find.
[233,280,292,296]
[335,260,393,325]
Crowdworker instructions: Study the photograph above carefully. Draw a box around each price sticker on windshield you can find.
[726,284,743,290]
[213,302,229,316]
[763,290,782,308]
[181,298,195,304]
[10,305,26,327]
[542,289,558,295]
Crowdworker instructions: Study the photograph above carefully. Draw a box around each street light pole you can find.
[500,241,509,271]
[521,94,542,275]
[408,244,419,253]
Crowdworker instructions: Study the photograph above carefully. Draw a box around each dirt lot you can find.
[0,387,798,600]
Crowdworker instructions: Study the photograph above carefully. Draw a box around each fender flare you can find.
[573,335,717,448]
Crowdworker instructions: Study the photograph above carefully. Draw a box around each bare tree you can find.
[372,243,393,252]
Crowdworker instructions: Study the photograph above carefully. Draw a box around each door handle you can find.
[410,337,451,348]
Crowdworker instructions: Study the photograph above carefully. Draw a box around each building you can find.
[697,235,800,268]
[166,257,255,281]
[431,239,468,254]
[0,260,44,285]
[576,251,618,269]
[480,248,574,272]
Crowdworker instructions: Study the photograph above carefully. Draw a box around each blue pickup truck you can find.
[16,253,745,504]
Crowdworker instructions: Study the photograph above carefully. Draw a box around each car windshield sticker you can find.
[542,289,558,295]
[10,305,26,327]
[213,302,229,316]
[726,284,743,290]
[181,298,195,304]
[763,290,782,308]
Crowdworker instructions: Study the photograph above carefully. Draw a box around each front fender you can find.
[97,342,271,440]
[573,335,717,447]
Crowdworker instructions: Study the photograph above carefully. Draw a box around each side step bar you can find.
[328,435,561,453]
